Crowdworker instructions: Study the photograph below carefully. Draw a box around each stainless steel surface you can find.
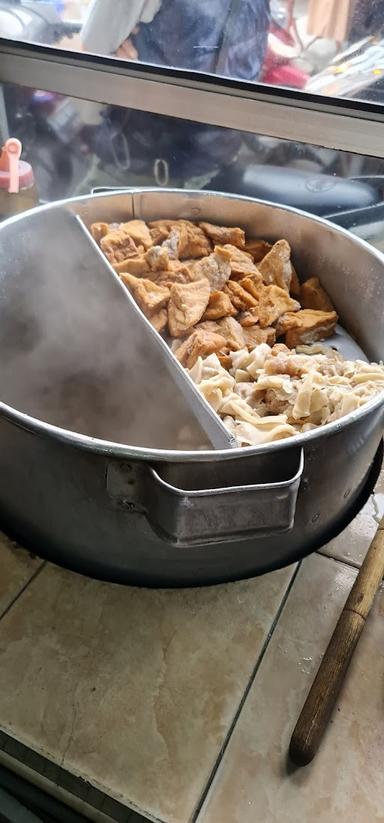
[0,204,231,451]
[0,188,381,460]
[0,411,382,586]
[76,216,234,450]
[0,189,383,584]
[142,450,303,546]
[1,40,384,158]
[322,325,367,361]
[106,449,304,546]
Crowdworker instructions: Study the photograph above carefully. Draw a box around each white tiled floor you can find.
[0,470,383,823]
[0,551,295,823]
[198,554,384,823]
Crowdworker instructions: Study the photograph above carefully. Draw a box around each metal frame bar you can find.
[0,39,384,157]
[0,84,9,143]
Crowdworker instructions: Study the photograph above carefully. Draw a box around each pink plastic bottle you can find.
[0,138,38,219]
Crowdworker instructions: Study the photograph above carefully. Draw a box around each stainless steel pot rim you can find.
[1,190,383,463]
[1,391,383,463]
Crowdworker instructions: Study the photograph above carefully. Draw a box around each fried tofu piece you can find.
[145,245,170,272]
[100,227,140,264]
[155,261,196,287]
[149,221,173,245]
[180,261,204,282]
[149,220,211,259]
[244,239,272,262]
[243,326,276,349]
[182,258,199,268]
[277,309,338,348]
[90,222,109,244]
[195,320,222,334]
[162,225,187,259]
[175,328,227,369]
[217,351,233,369]
[193,247,231,291]
[199,222,245,248]
[290,266,301,299]
[163,224,206,259]
[151,308,168,333]
[120,219,152,250]
[202,290,237,321]
[218,316,246,351]
[168,278,210,337]
[114,256,150,276]
[120,273,170,316]
[148,219,175,231]
[258,285,300,328]
[179,223,212,259]
[224,280,259,311]
[239,273,264,300]
[300,276,335,313]
[258,239,292,292]
[164,223,210,259]
[219,244,259,278]
[148,219,191,232]
[238,307,259,327]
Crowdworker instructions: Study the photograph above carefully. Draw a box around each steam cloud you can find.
[0,207,214,450]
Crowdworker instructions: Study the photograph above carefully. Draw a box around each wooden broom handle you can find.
[289,517,384,766]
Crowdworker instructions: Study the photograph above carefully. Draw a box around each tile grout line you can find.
[0,560,46,623]
[191,560,303,823]
[0,549,362,823]
[317,547,361,571]
[192,548,363,823]
[319,549,384,586]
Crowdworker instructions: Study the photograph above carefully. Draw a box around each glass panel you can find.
[1,80,384,251]
[0,1,384,104]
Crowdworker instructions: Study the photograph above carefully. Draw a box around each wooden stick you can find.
[289,516,384,766]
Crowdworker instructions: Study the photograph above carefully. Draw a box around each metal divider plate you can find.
[0,206,234,451]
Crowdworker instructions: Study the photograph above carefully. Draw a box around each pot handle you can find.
[143,449,304,547]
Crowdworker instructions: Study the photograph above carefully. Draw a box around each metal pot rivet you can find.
[344,489,351,499]
[311,512,320,523]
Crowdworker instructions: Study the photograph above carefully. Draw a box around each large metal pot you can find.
[0,189,383,587]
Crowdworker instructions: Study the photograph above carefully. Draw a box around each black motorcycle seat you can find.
[211,164,379,216]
